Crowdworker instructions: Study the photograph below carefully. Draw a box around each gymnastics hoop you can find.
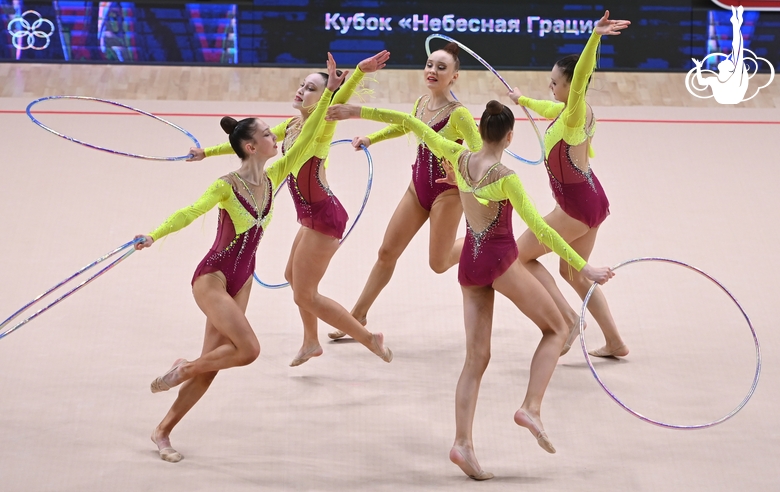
[253,139,374,289]
[0,237,144,340]
[424,34,545,166]
[579,257,761,430]
[26,96,201,161]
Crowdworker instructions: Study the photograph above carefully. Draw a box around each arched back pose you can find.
[691,6,749,104]
[329,42,482,339]
[190,52,393,366]
[506,10,630,358]
[326,101,613,479]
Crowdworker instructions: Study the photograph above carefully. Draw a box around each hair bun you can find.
[220,116,238,135]
[443,42,460,58]
[486,100,504,116]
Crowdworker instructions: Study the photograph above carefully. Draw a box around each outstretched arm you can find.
[500,174,614,284]
[327,104,467,164]
[509,87,565,120]
[144,178,233,244]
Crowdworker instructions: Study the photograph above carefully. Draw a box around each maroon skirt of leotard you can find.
[287,156,349,239]
[458,201,518,287]
[192,189,269,297]
[546,140,610,228]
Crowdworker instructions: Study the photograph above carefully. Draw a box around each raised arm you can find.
[313,65,368,155]
[448,106,483,152]
[358,106,466,164]
[562,10,629,131]
[265,88,335,187]
[147,178,232,242]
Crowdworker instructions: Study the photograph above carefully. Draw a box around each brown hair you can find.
[220,116,258,160]
[440,42,460,71]
[479,101,514,143]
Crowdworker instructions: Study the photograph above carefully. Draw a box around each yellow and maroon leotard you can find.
[205,66,369,239]
[518,30,609,228]
[357,107,586,287]
[148,88,334,296]
[365,95,482,211]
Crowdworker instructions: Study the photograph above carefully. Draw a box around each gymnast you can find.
[135,57,390,464]
[329,42,482,339]
[189,51,394,366]
[506,10,630,358]
[326,100,613,479]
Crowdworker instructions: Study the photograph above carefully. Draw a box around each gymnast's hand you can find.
[358,50,390,74]
[187,147,205,162]
[581,264,614,285]
[594,10,631,36]
[352,136,371,151]
[326,52,349,92]
[435,160,457,186]
[326,104,362,121]
[507,87,523,105]
[134,235,154,250]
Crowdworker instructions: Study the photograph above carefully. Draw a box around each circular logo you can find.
[7,10,55,51]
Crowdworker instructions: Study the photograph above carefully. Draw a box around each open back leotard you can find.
[149,87,336,296]
[518,29,610,229]
[357,107,587,287]
[366,95,482,212]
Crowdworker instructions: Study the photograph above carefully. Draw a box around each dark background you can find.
[2,0,778,71]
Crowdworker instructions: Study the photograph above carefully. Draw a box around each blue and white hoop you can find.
[424,34,545,166]
[0,237,144,340]
[579,257,761,429]
[26,95,201,161]
[253,139,374,289]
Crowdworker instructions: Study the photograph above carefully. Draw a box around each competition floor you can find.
[0,65,778,491]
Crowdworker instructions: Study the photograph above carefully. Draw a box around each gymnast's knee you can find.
[237,342,261,366]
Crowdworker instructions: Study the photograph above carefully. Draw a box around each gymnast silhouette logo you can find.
[6,10,55,51]
[685,6,774,104]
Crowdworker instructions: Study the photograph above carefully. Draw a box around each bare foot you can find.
[290,344,324,367]
[151,429,183,463]
[328,315,366,340]
[588,344,629,358]
[370,332,393,362]
[561,317,587,356]
[450,446,494,480]
[150,358,187,393]
[514,408,555,454]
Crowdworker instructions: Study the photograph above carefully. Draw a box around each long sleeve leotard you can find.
[204,66,369,239]
[517,30,610,228]
[365,95,482,211]
[358,106,586,287]
[148,88,334,296]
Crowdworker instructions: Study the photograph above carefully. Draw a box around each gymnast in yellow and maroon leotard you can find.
[366,94,481,211]
[505,12,631,359]
[515,29,609,228]
[350,105,587,285]
[135,79,337,465]
[147,88,335,296]
[203,64,370,239]
[326,100,613,479]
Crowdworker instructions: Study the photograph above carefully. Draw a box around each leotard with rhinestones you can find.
[357,106,586,287]
[205,66,369,239]
[365,95,482,211]
[517,30,609,228]
[148,88,335,296]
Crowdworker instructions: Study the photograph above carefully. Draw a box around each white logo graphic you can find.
[7,10,55,51]
[685,6,775,104]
